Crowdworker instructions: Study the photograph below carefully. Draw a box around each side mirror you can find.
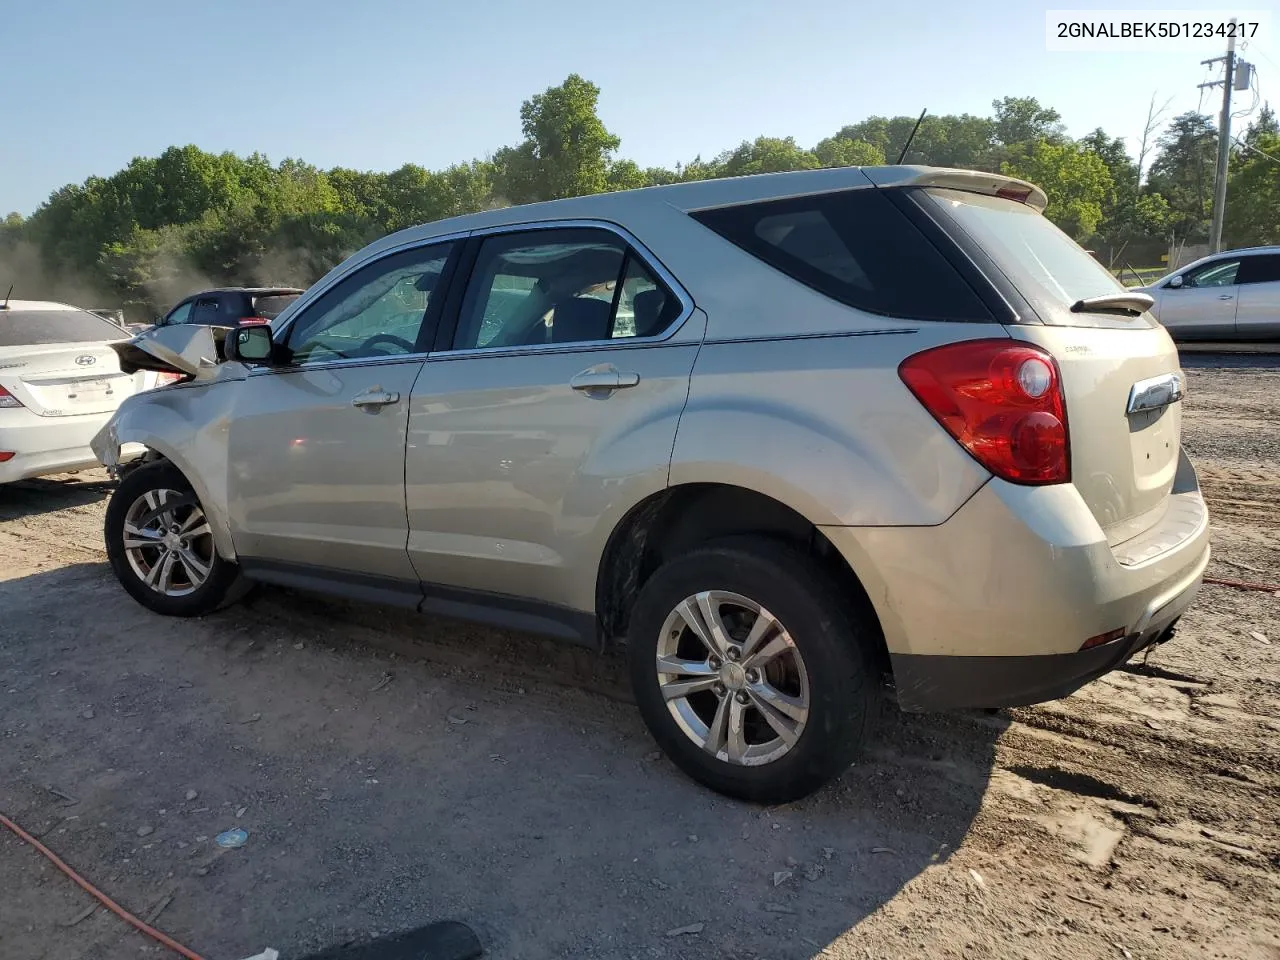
[1167,275,1184,289]
[228,324,275,365]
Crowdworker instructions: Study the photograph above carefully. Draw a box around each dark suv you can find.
[154,288,303,329]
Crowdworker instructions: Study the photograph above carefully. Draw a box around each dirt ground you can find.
[1,355,1278,960]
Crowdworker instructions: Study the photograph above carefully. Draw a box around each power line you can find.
[1233,136,1280,166]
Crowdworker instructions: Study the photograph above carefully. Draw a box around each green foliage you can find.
[493,74,620,203]
[714,137,819,176]
[6,78,1277,317]
[992,97,1066,147]
[1002,139,1113,239]
[1145,112,1217,241]
[813,137,885,168]
[1224,129,1280,248]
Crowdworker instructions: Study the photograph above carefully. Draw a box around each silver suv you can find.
[94,166,1209,802]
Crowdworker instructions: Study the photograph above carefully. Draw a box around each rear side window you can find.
[691,188,992,322]
[1237,255,1280,286]
[190,297,220,325]
[0,309,122,346]
[252,294,300,319]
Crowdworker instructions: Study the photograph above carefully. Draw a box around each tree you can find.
[1146,112,1218,241]
[9,80,1279,313]
[831,114,996,169]
[1135,94,1175,185]
[813,136,885,168]
[1002,139,1113,239]
[604,159,649,191]
[1224,128,1280,247]
[992,97,1066,147]
[714,137,818,177]
[493,74,621,203]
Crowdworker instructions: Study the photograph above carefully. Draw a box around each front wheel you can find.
[627,537,875,803]
[104,462,241,616]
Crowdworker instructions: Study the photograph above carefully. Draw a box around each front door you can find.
[226,241,456,591]
[405,226,701,622]
[1157,257,1241,339]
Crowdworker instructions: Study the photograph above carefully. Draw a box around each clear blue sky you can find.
[5,0,1275,216]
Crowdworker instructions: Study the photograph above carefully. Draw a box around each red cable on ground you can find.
[0,810,208,960]
[1203,575,1280,593]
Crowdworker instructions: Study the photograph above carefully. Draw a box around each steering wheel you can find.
[361,333,416,354]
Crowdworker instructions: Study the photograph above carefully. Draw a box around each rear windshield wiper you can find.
[1069,292,1154,316]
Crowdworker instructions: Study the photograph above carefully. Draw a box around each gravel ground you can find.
[1,354,1278,960]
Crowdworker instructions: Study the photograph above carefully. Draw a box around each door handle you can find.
[1218,294,1234,300]
[569,368,640,392]
[351,389,401,409]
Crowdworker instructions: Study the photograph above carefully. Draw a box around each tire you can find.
[627,536,875,804]
[104,461,242,617]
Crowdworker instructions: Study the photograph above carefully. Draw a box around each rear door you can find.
[920,188,1187,545]
[1155,257,1241,339]
[0,309,140,417]
[189,296,221,327]
[405,226,701,617]
[1234,254,1280,339]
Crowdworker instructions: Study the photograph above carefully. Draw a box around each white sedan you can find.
[0,300,167,483]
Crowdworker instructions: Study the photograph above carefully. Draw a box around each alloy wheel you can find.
[121,488,215,597]
[655,590,810,766]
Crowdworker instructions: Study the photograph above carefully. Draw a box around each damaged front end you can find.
[109,323,233,381]
[91,325,243,560]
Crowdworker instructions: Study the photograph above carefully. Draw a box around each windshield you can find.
[923,187,1144,325]
[0,309,124,346]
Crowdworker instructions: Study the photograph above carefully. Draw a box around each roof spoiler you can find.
[860,166,1049,212]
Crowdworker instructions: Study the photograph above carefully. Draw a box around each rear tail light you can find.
[996,185,1033,203]
[0,452,14,462]
[898,339,1070,485]
[155,372,186,386]
[0,385,24,409]
[238,317,270,325]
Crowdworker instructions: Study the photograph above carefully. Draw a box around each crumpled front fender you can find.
[93,384,238,562]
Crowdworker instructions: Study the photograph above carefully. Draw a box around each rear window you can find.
[690,188,992,322]
[922,188,1131,321]
[252,294,300,319]
[0,309,123,346]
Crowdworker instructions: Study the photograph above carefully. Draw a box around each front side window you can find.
[451,228,681,350]
[1184,259,1240,288]
[285,242,453,364]
[163,301,193,325]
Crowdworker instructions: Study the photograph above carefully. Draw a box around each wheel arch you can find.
[595,482,890,676]
[97,412,236,562]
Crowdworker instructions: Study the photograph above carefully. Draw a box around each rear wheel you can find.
[627,537,875,803]
[105,462,241,616]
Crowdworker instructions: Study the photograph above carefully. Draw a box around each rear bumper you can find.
[888,548,1205,709]
[819,449,1210,711]
[0,409,142,482]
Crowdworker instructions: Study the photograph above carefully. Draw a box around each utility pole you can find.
[1199,20,1236,253]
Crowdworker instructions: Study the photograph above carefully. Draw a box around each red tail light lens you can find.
[0,385,24,409]
[899,339,1070,485]
[238,317,270,325]
[155,372,185,386]
[0,452,14,462]
[995,185,1033,203]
